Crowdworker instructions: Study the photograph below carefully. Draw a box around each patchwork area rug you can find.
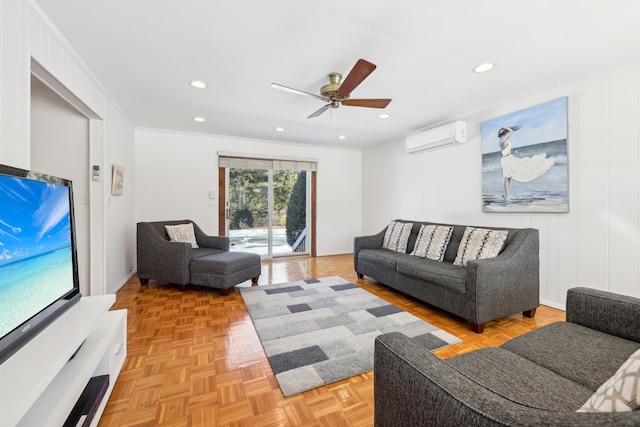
[239,276,461,397]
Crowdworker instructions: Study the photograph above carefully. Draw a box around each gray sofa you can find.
[374,287,640,426]
[137,220,261,295]
[354,220,539,332]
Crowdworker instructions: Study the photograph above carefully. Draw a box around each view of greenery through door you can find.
[228,168,307,257]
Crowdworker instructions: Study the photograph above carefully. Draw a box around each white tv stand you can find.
[0,295,127,427]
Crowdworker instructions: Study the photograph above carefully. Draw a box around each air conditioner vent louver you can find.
[405,121,467,154]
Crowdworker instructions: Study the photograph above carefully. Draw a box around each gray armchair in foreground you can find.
[374,287,640,426]
[137,220,261,295]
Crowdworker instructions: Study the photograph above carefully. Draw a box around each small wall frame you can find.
[111,164,124,196]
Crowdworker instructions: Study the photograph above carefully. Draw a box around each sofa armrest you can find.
[465,228,539,325]
[137,222,192,284]
[566,287,640,343]
[191,221,230,250]
[353,228,386,270]
[374,332,640,427]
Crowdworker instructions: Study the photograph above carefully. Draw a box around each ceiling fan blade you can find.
[270,83,328,102]
[307,104,331,118]
[342,99,392,108]
[336,59,377,98]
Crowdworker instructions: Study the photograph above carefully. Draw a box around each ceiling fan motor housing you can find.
[320,73,345,103]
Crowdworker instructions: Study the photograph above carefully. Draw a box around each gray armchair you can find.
[137,220,228,286]
[374,287,640,426]
[137,220,260,294]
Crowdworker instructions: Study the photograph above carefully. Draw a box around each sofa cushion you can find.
[578,348,640,412]
[501,322,640,391]
[396,258,466,294]
[358,249,407,270]
[453,227,508,267]
[165,223,199,248]
[382,221,413,253]
[410,225,453,262]
[446,347,593,411]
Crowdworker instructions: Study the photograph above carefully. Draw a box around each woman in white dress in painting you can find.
[499,126,555,202]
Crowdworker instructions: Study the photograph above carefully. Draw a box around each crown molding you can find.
[23,0,136,129]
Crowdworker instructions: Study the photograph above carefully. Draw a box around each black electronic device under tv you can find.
[0,163,81,365]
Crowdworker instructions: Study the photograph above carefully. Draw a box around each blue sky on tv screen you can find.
[0,175,71,268]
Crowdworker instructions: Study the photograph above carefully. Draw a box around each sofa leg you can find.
[251,276,259,286]
[139,277,149,285]
[523,308,537,318]
[470,322,485,334]
[356,272,364,279]
[219,288,231,296]
[193,285,202,291]
[178,284,188,292]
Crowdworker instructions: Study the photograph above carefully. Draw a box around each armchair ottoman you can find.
[191,251,261,295]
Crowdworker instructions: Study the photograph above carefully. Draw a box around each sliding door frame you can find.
[218,167,316,257]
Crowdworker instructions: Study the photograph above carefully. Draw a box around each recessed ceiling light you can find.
[338,135,346,140]
[275,127,284,132]
[473,62,495,73]
[189,80,208,89]
[193,117,205,122]
[378,113,390,119]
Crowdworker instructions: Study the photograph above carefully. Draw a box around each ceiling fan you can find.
[270,59,392,118]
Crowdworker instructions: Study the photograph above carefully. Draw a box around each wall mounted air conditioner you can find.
[405,121,467,154]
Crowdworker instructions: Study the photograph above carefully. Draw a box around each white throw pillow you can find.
[165,223,199,248]
[453,227,508,267]
[410,225,453,262]
[577,348,640,412]
[382,221,413,253]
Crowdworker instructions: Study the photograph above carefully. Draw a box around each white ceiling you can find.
[35,0,640,149]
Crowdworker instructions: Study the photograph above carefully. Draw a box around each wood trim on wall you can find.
[218,167,226,236]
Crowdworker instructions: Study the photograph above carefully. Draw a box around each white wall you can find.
[135,129,362,256]
[363,59,640,309]
[0,0,136,294]
[31,81,92,295]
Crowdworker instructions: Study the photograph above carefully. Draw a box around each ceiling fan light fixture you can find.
[193,117,205,122]
[189,80,208,89]
[473,62,495,73]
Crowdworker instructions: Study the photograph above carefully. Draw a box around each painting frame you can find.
[481,97,569,213]
[111,164,125,196]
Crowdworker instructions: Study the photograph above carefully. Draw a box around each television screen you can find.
[0,164,81,364]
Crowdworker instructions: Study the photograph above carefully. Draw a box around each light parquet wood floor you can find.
[100,254,565,427]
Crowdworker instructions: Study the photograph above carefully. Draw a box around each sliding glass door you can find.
[223,159,312,258]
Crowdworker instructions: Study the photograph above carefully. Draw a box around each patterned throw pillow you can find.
[382,221,413,253]
[453,227,508,267]
[165,223,199,248]
[577,348,640,412]
[410,225,453,262]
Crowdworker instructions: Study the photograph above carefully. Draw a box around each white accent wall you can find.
[0,0,136,294]
[362,60,640,309]
[135,129,362,256]
[31,81,91,295]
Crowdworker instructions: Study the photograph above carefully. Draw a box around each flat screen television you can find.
[0,163,81,364]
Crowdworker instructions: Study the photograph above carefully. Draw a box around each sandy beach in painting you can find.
[482,140,568,212]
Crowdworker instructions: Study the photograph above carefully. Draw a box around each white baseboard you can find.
[540,298,565,311]
[316,251,353,257]
[110,270,136,294]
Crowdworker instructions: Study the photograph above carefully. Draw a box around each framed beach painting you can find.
[481,97,569,213]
